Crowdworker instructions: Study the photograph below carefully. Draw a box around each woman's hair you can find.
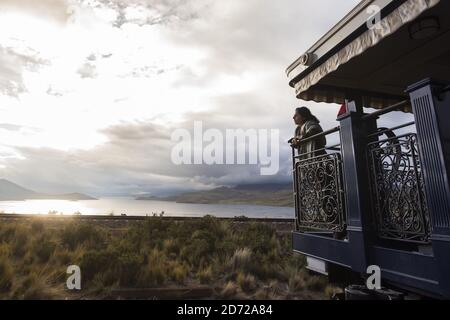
[295,106,320,123]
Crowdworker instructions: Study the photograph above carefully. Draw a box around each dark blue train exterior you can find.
[288,0,450,299]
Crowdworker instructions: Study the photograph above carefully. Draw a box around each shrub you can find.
[199,216,227,239]
[230,248,252,274]
[197,266,213,284]
[288,272,305,293]
[171,263,188,284]
[238,223,275,254]
[0,243,11,258]
[162,239,180,255]
[220,281,238,299]
[0,258,13,293]
[31,220,45,233]
[61,223,106,250]
[80,250,116,282]
[11,226,29,258]
[181,237,212,267]
[237,272,256,293]
[139,262,167,287]
[255,286,278,300]
[141,217,170,240]
[53,249,73,266]
[0,223,17,242]
[34,239,56,263]
[115,253,144,287]
[16,272,62,300]
[305,275,328,292]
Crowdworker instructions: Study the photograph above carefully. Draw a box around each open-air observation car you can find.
[287,0,450,299]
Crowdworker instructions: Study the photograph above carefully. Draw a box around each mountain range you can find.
[0,179,294,206]
[136,183,294,207]
[0,179,96,201]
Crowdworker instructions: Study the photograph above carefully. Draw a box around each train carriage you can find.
[287,0,450,299]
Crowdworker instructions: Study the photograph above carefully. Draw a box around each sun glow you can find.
[0,1,218,155]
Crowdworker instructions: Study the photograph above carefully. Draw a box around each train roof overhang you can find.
[286,0,450,110]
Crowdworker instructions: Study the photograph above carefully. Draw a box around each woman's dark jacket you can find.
[295,120,327,160]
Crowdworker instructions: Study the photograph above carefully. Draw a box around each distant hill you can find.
[137,183,294,207]
[0,179,97,201]
[0,179,37,200]
[31,192,97,201]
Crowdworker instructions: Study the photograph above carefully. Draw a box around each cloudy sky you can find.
[0,0,365,196]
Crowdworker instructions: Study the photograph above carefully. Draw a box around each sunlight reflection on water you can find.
[0,198,294,218]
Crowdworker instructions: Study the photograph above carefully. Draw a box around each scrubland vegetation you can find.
[0,216,339,299]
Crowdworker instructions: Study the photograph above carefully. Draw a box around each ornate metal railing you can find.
[294,152,346,232]
[367,133,431,243]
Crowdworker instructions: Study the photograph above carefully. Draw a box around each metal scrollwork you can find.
[294,153,346,232]
[368,133,430,243]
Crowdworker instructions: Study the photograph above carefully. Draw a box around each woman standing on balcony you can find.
[290,107,326,159]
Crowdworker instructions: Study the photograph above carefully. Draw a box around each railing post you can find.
[407,78,450,298]
[291,146,299,231]
[337,101,377,273]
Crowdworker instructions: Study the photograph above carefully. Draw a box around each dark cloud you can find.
[0,114,292,196]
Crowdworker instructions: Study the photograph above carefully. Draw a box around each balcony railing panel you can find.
[367,133,431,243]
[294,152,346,232]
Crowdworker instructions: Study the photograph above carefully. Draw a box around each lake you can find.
[0,197,294,219]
